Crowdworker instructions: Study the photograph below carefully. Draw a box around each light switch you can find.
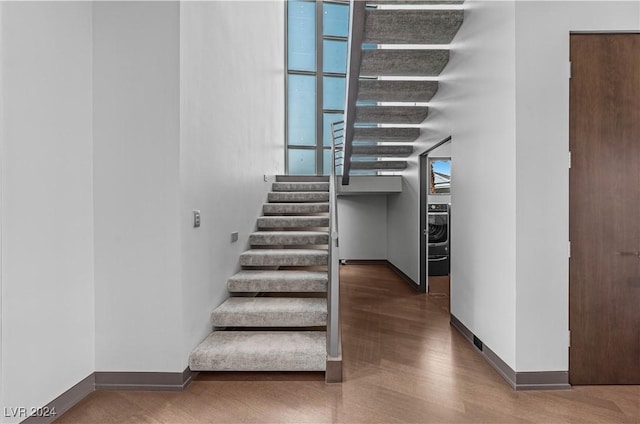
[230,232,239,242]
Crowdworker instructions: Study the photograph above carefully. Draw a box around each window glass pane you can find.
[288,74,316,146]
[288,1,315,71]
[323,3,349,37]
[323,40,347,74]
[323,149,332,175]
[288,149,316,175]
[323,112,343,146]
[323,76,345,110]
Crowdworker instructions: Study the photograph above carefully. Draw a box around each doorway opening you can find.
[419,136,452,296]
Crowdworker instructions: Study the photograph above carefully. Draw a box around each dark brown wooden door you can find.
[569,33,640,385]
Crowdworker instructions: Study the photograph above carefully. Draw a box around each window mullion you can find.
[315,0,324,176]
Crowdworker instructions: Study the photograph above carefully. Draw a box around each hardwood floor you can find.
[57,264,640,423]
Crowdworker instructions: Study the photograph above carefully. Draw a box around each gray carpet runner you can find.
[189,176,330,372]
[348,0,464,175]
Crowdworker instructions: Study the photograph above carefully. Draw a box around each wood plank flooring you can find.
[57,264,640,423]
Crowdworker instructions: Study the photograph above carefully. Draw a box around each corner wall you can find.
[179,0,285,363]
[93,1,183,372]
[0,3,94,421]
[387,1,518,368]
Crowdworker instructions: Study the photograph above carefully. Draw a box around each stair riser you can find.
[228,270,328,293]
[275,176,330,183]
[228,280,327,293]
[272,182,329,192]
[240,255,328,267]
[358,80,438,103]
[356,106,429,124]
[257,218,329,229]
[263,203,329,215]
[360,49,449,77]
[354,127,420,143]
[351,161,408,171]
[249,233,329,246]
[212,312,327,328]
[364,10,464,45]
[268,193,329,203]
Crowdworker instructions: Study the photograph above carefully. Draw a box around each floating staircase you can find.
[189,176,331,373]
[344,0,464,179]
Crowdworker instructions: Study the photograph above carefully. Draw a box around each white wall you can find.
[338,196,388,260]
[387,1,518,368]
[93,2,183,372]
[0,2,94,422]
[179,0,285,363]
[514,1,639,372]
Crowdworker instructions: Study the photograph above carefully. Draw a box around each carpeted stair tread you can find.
[272,182,329,192]
[356,105,429,124]
[240,249,328,266]
[263,202,329,215]
[354,127,420,143]
[257,216,329,229]
[188,331,326,371]
[228,270,328,293]
[249,231,329,246]
[351,145,413,157]
[211,297,327,327]
[351,160,408,170]
[268,192,330,203]
[358,80,438,102]
[360,49,449,77]
[364,10,464,45]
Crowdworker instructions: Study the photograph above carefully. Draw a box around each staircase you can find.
[343,0,464,182]
[189,176,332,374]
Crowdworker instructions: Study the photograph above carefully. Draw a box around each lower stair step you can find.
[268,192,329,203]
[250,231,329,246]
[272,182,329,192]
[240,249,328,266]
[263,202,329,215]
[257,216,329,229]
[211,297,327,327]
[228,270,328,293]
[189,331,326,371]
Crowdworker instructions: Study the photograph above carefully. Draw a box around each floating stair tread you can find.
[189,331,326,372]
[351,161,408,170]
[257,216,329,229]
[249,231,329,246]
[272,182,329,192]
[364,10,464,45]
[240,249,328,266]
[356,105,429,124]
[360,49,449,77]
[351,145,413,157]
[211,297,327,327]
[354,127,420,142]
[228,270,328,293]
[268,192,330,203]
[263,202,329,215]
[358,80,438,102]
